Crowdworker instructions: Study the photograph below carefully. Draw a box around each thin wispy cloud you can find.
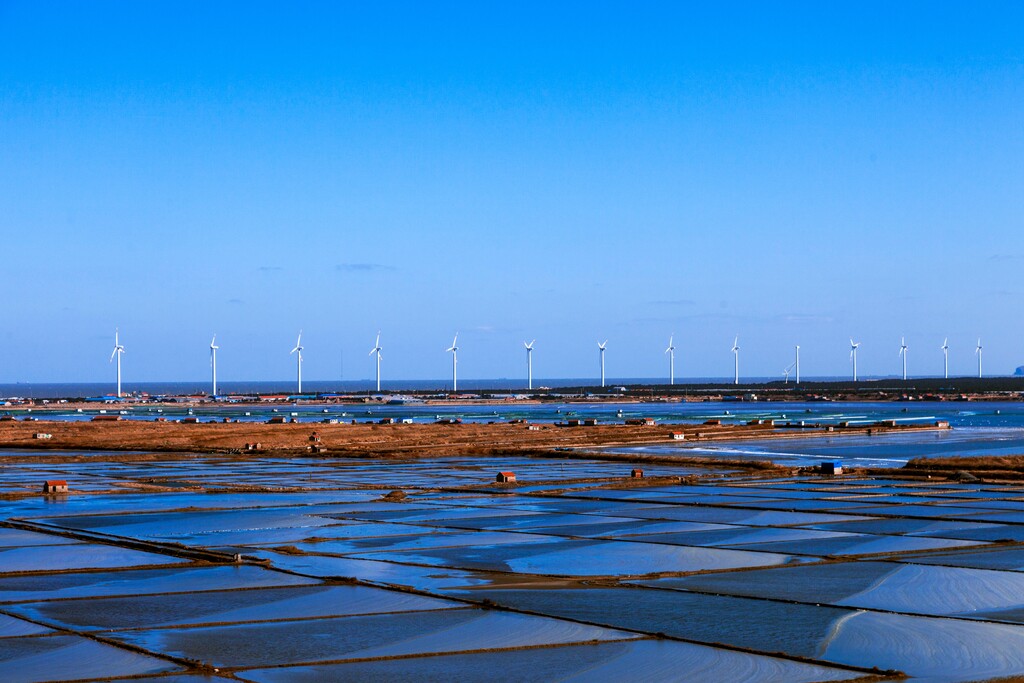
[649,299,697,307]
[336,263,396,273]
[628,311,835,326]
[257,266,283,272]
[777,314,835,324]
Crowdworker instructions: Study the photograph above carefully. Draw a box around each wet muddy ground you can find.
[4,450,1024,681]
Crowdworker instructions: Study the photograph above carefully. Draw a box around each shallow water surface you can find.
[0,543,180,572]
[111,609,638,667]
[0,634,178,682]
[350,537,804,576]
[239,638,861,683]
[8,584,457,631]
[0,565,316,603]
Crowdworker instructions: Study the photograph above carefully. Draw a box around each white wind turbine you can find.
[597,340,608,388]
[524,340,535,390]
[941,338,949,379]
[794,345,801,384]
[976,338,983,378]
[783,361,796,384]
[369,332,382,393]
[446,333,459,392]
[290,331,304,394]
[899,337,909,380]
[850,339,861,382]
[665,335,676,385]
[731,336,740,385]
[210,335,219,396]
[109,328,125,398]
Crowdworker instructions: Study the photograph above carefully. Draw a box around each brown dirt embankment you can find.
[899,455,1024,482]
[0,419,948,461]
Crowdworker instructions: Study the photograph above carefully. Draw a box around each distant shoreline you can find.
[1,375,1023,401]
[1,376,1022,409]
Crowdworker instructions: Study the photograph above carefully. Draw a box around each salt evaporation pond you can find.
[7,427,1024,681]
[7,584,455,631]
[645,560,1024,619]
[0,543,180,572]
[0,613,49,637]
[455,586,856,659]
[0,635,179,682]
[0,565,316,603]
[239,638,862,683]
[109,610,639,668]
[349,537,805,576]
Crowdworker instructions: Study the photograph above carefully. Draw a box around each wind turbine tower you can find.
[369,332,383,393]
[941,338,949,379]
[446,333,459,392]
[210,335,219,396]
[976,338,983,378]
[290,331,304,394]
[731,336,740,385]
[899,337,908,381]
[850,339,861,382]
[110,329,125,398]
[665,335,676,385]
[524,340,535,390]
[795,345,801,384]
[598,341,608,388]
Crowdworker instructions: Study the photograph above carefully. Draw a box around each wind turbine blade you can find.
[109,348,117,363]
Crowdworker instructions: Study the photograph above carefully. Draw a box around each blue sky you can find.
[2,2,1022,383]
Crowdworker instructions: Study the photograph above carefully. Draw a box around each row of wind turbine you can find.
[106,331,994,396]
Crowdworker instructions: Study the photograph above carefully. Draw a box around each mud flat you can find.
[0,418,948,461]
[899,455,1024,481]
